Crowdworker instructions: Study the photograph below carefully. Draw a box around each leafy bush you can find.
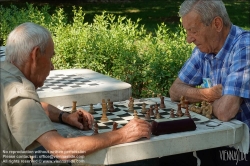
[0,4,193,98]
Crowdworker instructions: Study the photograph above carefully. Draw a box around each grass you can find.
[1,0,249,33]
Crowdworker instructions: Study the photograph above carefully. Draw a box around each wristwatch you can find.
[59,111,69,124]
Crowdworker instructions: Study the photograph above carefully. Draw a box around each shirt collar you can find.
[204,25,236,61]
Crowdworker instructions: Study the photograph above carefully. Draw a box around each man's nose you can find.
[186,35,195,44]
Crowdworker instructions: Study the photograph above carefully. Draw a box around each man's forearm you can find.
[169,78,207,103]
[40,102,64,123]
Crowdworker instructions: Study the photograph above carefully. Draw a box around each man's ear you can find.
[30,46,40,65]
[213,16,223,32]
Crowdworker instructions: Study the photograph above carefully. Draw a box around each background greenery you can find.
[1,0,249,98]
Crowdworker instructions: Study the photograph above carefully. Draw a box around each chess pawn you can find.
[184,99,189,109]
[202,106,207,116]
[71,101,77,113]
[156,112,161,119]
[184,107,191,118]
[133,110,140,119]
[112,122,118,131]
[88,103,95,114]
[149,105,154,116]
[189,104,196,112]
[141,102,147,114]
[180,96,185,108]
[177,103,183,117]
[108,101,115,112]
[128,102,134,113]
[195,107,202,114]
[154,105,159,117]
[206,103,213,115]
[206,113,212,119]
[170,109,175,118]
[128,97,133,107]
[145,109,151,120]
[160,96,166,108]
[92,121,99,135]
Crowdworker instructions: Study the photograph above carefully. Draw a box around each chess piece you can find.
[145,109,151,120]
[180,96,185,108]
[160,96,166,108]
[154,105,159,117]
[195,107,202,114]
[141,102,147,114]
[92,121,99,135]
[170,109,175,118]
[156,112,161,119]
[88,103,95,114]
[128,97,134,113]
[189,103,196,112]
[112,122,118,131]
[149,105,154,116]
[108,101,115,112]
[134,110,140,119]
[100,99,109,122]
[128,97,134,107]
[176,103,183,117]
[71,101,77,113]
[185,107,191,118]
[205,103,213,119]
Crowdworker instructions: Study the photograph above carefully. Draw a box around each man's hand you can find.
[63,109,94,130]
[202,84,222,102]
[170,78,223,103]
[118,119,152,143]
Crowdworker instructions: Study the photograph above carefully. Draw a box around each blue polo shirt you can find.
[178,25,250,130]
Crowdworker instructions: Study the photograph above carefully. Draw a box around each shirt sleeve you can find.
[223,45,250,98]
[7,97,56,150]
[3,75,56,150]
[178,47,205,86]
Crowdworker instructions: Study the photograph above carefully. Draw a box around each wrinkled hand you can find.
[203,84,223,102]
[119,119,151,143]
[64,109,94,130]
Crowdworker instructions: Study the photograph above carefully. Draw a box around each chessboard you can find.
[61,97,209,134]
[37,69,131,107]
[0,46,6,61]
[37,73,99,92]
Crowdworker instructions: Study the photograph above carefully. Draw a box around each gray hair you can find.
[179,0,231,27]
[5,22,51,67]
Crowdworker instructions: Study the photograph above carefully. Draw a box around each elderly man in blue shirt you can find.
[168,0,250,166]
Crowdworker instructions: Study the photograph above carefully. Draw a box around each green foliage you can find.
[0,4,193,98]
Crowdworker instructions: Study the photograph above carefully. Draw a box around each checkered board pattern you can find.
[0,46,5,61]
[37,73,99,92]
[62,98,209,133]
